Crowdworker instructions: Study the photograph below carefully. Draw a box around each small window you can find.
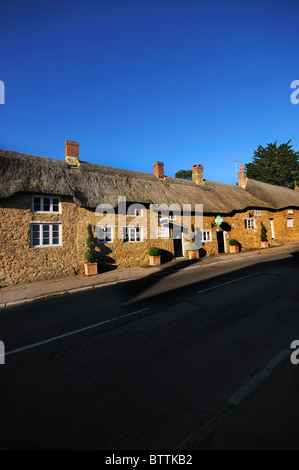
[124,226,142,242]
[202,230,211,242]
[96,226,113,243]
[245,219,255,229]
[287,219,294,228]
[32,196,60,213]
[253,210,261,216]
[157,227,170,238]
[288,209,294,215]
[127,206,142,216]
[31,223,61,247]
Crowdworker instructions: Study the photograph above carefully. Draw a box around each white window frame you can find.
[126,207,143,217]
[287,219,294,228]
[244,218,255,229]
[201,229,212,242]
[32,196,61,213]
[288,209,294,215]
[253,210,261,216]
[30,222,62,247]
[96,226,113,243]
[157,227,170,238]
[123,226,143,242]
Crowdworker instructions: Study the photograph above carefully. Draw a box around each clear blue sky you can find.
[1,0,299,184]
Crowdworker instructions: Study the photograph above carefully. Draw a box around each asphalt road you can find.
[0,249,299,449]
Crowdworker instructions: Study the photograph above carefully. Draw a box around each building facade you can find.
[0,141,298,286]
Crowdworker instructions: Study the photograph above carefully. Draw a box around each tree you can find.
[244,140,299,188]
[175,169,192,180]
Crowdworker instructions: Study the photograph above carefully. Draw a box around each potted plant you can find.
[84,224,98,275]
[187,224,199,259]
[260,221,269,248]
[229,238,240,253]
[148,247,161,266]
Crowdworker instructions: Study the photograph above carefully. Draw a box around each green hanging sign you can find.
[215,215,223,226]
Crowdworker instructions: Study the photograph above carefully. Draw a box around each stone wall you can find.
[0,193,298,286]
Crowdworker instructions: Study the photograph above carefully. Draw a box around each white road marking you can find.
[4,308,150,357]
[197,272,261,294]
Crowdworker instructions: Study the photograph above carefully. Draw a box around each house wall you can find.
[0,193,298,286]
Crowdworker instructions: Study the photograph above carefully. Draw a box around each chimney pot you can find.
[153,161,165,179]
[192,164,204,185]
[238,163,247,189]
[295,180,299,191]
[65,140,80,167]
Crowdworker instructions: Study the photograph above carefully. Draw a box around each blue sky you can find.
[1,0,299,184]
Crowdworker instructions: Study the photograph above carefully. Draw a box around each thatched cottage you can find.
[0,140,298,286]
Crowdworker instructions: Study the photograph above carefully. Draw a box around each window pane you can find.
[106,227,112,242]
[43,198,50,211]
[32,225,40,246]
[52,198,59,212]
[42,224,50,245]
[52,224,60,244]
[33,197,41,211]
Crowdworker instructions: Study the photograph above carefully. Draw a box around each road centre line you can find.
[3,308,150,358]
[197,272,261,294]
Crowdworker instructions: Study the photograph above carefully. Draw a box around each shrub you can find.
[229,238,239,246]
[84,224,96,263]
[261,222,268,242]
[148,247,161,256]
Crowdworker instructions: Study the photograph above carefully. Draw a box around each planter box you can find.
[188,250,199,259]
[149,255,161,266]
[261,241,269,248]
[229,245,239,253]
[84,262,98,276]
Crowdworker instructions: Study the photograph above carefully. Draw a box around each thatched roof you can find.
[243,178,299,210]
[0,149,298,213]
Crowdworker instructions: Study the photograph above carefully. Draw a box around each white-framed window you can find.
[127,206,142,217]
[31,223,61,247]
[96,226,113,243]
[288,209,294,215]
[253,210,261,216]
[32,196,60,213]
[157,227,170,238]
[287,219,294,228]
[124,226,143,242]
[244,218,255,229]
[201,230,211,242]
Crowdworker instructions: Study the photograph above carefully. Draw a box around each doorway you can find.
[217,230,225,254]
[173,231,184,258]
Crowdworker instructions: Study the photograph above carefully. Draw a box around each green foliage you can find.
[148,246,161,256]
[229,238,239,246]
[84,224,96,263]
[190,224,195,243]
[260,222,268,241]
[175,169,192,180]
[244,140,299,188]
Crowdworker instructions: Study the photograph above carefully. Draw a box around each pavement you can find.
[1,241,299,450]
[1,241,299,309]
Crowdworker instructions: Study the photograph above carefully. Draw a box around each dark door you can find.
[173,236,183,258]
[217,231,225,253]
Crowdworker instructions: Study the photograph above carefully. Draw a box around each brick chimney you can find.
[153,161,165,179]
[192,164,204,185]
[65,140,80,167]
[238,163,247,189]
[295,180,299,191]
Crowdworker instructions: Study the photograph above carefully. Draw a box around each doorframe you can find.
[216,229,226,253]
[269,219,275,239]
